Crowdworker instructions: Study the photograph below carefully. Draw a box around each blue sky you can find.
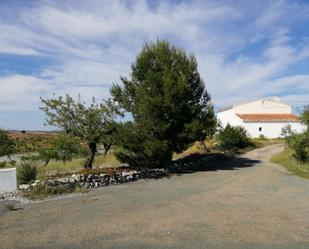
[0,0,308,130]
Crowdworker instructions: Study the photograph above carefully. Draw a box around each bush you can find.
[287,132,309,163]
[0,129,15,158]
[9,160,16,167]
[0,161,6,168]
[17,162,37,184]
[258,134,267,140]
[217,124,252,154]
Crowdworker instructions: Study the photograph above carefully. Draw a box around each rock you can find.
[84,182,90,188]
[31,182,37,187]
[0,192,29,206]
[57,178,70,184]
[69,177,76,183]
[19,184,30,190]
[34,180,41,184]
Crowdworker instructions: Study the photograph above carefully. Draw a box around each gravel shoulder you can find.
[1,143,309,249]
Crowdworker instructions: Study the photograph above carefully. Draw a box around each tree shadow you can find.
[169,153,261,175]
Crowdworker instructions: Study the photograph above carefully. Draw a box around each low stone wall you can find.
[19,168,167,192]
[0,168,17,193]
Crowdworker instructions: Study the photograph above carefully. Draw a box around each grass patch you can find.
[173,139,219,160]
[174,138,282,160]
[20,184,88,200]
[36,152,120,179]
[252,138,284,148]
[271,147,309,179]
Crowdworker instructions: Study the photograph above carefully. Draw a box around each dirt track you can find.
[1,144,309,249]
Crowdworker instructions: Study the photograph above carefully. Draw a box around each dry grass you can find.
[37,152,120,179]
[271,147,309,179]
[173,139,218,160]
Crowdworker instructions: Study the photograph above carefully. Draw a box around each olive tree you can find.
[40,95,120,169]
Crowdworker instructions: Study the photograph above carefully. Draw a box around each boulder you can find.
[19,184,30,190]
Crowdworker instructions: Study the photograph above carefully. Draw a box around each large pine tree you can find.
[111,40,215,168]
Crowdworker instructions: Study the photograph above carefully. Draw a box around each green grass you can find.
[20,184,88,200]
[37,152,119,179]
[271,147,309,179]
[252,138,284,148]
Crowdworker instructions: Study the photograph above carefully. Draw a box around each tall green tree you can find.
[40,95,120,169]
[0,129,15,159]
[111,40,215,168]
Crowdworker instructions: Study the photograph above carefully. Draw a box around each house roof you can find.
[236,114,299,122]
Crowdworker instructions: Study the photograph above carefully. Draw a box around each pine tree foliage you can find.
[111,40,216,168]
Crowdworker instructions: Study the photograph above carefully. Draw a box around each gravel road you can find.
[0,143,308,249]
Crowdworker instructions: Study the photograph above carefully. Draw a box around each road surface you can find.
[0,144,308,249]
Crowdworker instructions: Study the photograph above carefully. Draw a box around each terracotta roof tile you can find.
[236,114,299,122]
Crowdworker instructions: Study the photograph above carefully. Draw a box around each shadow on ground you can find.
[169,153,261,175]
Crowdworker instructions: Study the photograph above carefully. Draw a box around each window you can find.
[259,127,262,132]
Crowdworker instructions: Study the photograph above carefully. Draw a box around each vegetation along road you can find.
[1,143,309,249]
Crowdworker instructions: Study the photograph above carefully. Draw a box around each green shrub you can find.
[17,162,37,184]
[217,124,252,154]
[0,129,15,158]
[258,134,267,140]
[287,132,309,163]
[0,161,6,168]
[9,160,16,167]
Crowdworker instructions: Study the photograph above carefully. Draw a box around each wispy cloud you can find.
[0,0,308,129]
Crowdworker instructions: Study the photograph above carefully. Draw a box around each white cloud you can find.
[0,0,308,124]
[0,75,52,111]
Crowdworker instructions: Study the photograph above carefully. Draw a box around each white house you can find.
[217,98,305,138]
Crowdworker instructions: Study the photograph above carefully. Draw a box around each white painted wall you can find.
[217,99,305,138]
[0,168,17,193]
[234,99,291,114]
[217,108,243,127]
[243,122,306,138]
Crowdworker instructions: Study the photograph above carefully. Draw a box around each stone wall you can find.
[19,168,167,192]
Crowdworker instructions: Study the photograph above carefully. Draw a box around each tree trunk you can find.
[84,142,96,169]
[200,140,207,151]
[43,159,50,167]
[103,142,112,156]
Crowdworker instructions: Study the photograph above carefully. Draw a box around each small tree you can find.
[217,124,252,155]
[281,124,294,138]
[288,133,309,162]
[0,129,15,159]
[38,135,85,166]
[285,105,309,162]
[40,95,120,169]
[111,40,215,168]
